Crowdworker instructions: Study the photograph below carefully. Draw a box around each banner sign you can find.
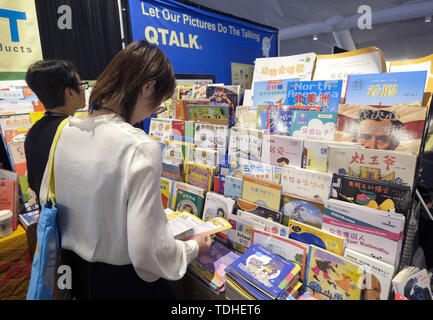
[0,0,43,72]
[128,0,278,85]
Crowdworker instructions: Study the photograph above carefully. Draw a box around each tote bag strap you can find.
[45,118,70,204]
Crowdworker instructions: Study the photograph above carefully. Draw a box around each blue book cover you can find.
[223,175,243,200]
[253,79,298,106]
[226,244,299,299]
[267,105,293,135]
[285,80,343,112]
[345,71,427,106]
[289,110,338,140]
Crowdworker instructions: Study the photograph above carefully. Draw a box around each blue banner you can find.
[128,0,278,85]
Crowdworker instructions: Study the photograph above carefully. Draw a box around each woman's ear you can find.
[141,80,156,98]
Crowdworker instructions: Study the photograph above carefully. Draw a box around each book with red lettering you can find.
[334,104,427,156]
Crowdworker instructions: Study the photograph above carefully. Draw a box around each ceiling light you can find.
[313,33,318,40]
[425,16,432,23]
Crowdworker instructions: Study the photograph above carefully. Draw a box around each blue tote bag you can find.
[27,118,69,300]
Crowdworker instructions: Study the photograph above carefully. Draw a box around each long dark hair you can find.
[89,40,176,122]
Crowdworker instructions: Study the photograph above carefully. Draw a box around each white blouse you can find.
[39,114,198,282]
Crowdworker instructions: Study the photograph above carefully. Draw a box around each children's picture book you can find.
[302,140,361,173]
[185,162,214,192]
[323,198,405,268]
[235,198,282,223]
[327,146,418,188]
[194,123,229,153]
[234,106,258,129]
[251,229,309,281]
[240,158,274,182]
[344,248,395,300]
[281,166,332,203]
[162,160,184,182]
[252,53,316,84]
[18,209,40,230]
[187,104,230,126]
[252,79,297,106]
[285,80,343,112]
[241,175,282,211]
[289,110,338,141]
[225,244,302,300]
[344,71,427,106]
[288,219,345,255]
[171,181,206,210]
[261,134,304,168]
[305,245,364,300]
[177,86,193,100]
[167,211,231,241]
[202,192,235,222]
[231,62,254,94]
[280,193,324,228]
[266,105,293,135]
[206,85,240,127]
[148,118,171,142]
[0,80,44,113]
[170,119,185,142]
[223,175,243,200]
[335,104,427,156]
[228,127,264,161]
[219,155,243,178]
[330,174,412,216]
[163,140,194,162]
[256,105,270,130]
[160,177,174,209]
[391,267,433,300]
[192,147,220,166]
[174,188,205,219]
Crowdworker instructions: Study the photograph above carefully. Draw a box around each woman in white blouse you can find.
[40,40,211,300]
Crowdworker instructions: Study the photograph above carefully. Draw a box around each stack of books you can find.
[224,244,301,300]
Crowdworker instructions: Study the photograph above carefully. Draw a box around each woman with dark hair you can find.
[39,40,211,300]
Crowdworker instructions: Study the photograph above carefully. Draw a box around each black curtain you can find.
[35,0,123,80]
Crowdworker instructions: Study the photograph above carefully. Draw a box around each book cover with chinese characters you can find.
[0,80,44,113]
[174,188,205,219]
[194,123,229,153]
[344,71,427,106]
[160,177,173,209]
[266,105,295,135]
[228,127,264,161]
[187,104,230,126]
[327,146,418,188]
[305,245,364,300]
[234,106,258,129]
[219,155,243,178]
[289,110,338,141]
[149,118,171,142]
[392,267,433,300]
[185,162,214,192]
[285,80,343,112]
[261,135,304,168]
[280,193,324,228]
[302,140,361,173]
[330,174,412,216]
[226,244,302,300]
[235,198,282,223]
[344,248,395,300]
[192,147,220,166]
[323,199,406,268]
[240,158,274,182]
[170,119,185,142]
[202,191,235,222]
[241,175,282,211]
[171,181,206,210]
[163,140,194,163]
[252,79,297,106]
[288,219,345,255]
[280,166,333,203]
[335,104,427,156]
[251,229,309,282]
[223,175,243,200]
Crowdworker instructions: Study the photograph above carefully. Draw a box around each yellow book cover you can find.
[241,175,282,211]
[185,162,214,192]
[288,219,345,255]
[305,246,364,300]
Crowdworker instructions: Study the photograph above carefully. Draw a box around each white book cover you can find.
[323,199,405,268]
[239,158,274,182]
[149,118,172,142]
[280,166,332,203]
[202,192,235,222]
[327,146,417,189]
[344,248,395,300]
[192,147,219,166]
[392,268,433,300]
[194,123,229,153]
[228,127,263,161]
[261,134,304,168]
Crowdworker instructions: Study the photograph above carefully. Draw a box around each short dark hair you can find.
[26,60,79,109]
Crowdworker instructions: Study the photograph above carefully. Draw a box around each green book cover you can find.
[174,188,205,219]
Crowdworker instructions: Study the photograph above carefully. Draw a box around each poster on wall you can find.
[231,62,254,94]
[0,0,43,74]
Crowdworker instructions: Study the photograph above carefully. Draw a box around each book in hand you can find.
[305,245,364,300]
[225,244,302,300]
[202,192,235,222]
[391,267,433,300]
[327,146,418,188]
[330,174,411,216]
[280,193,324,228]
[335,104,427,156]
[288,219,345,255]
[344,248,395,300]
[166,211,231,241]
